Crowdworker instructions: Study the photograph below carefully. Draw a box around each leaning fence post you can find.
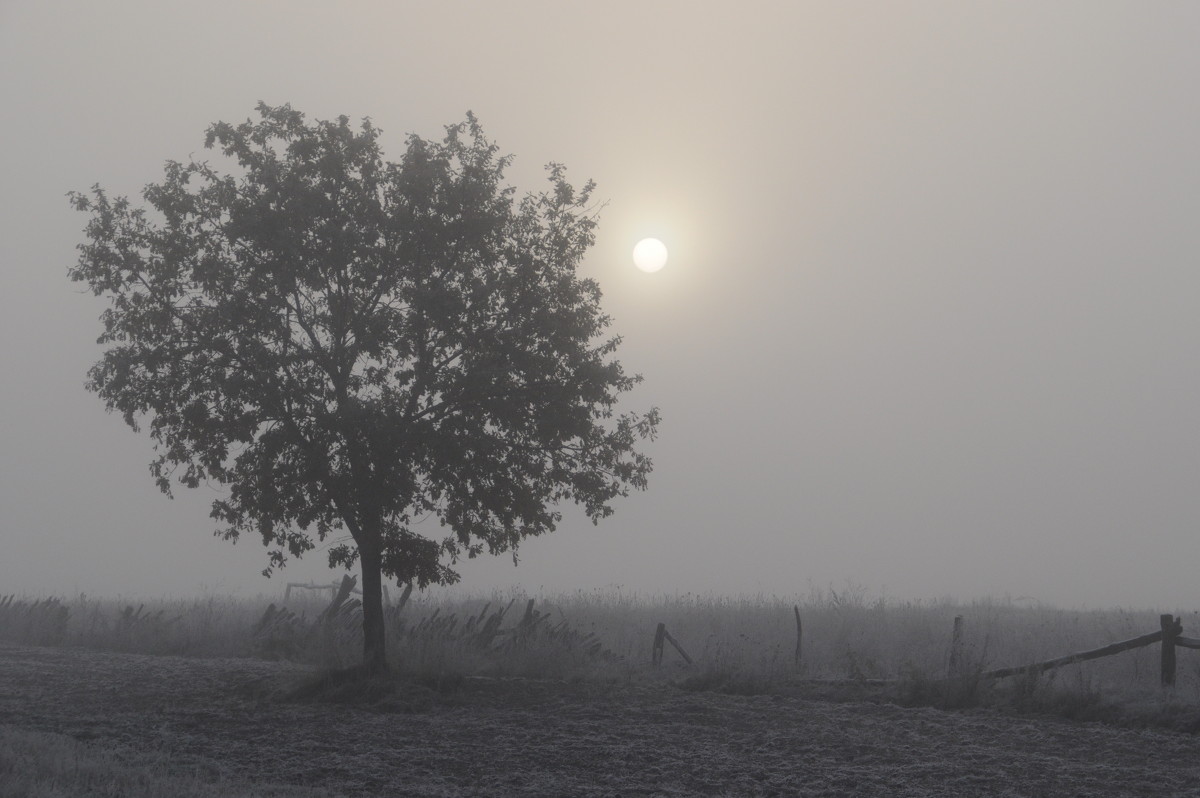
[662,627,693,665]
[652,622,666,667]
[1161,613,1180,687]
[793,605,803,672]
[650,622,692,667]
[948,615,964,678]
[396,582,413,612]
[320,575,357,623]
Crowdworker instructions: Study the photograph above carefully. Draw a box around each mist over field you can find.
[2,2,1199,611]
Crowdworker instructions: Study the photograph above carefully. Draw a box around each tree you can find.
[69,103,659,673]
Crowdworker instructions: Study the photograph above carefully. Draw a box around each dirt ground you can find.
[3,642,1200,797]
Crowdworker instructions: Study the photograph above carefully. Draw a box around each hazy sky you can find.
[2,1,1198,608]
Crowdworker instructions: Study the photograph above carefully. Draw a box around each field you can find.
[3,589,1200,796]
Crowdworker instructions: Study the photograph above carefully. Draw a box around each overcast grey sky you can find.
[2,1,1198,608]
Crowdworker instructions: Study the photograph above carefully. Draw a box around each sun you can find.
[632,238,668,273]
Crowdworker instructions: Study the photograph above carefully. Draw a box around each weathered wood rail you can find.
[951,613,1200,687]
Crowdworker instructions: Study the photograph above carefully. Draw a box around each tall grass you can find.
[2,587,1198,714]
[5,590,1197,798]
[0,593,266,658]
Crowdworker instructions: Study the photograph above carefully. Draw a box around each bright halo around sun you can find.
[632,238,668,273]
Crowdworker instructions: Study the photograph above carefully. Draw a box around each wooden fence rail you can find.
[284,580,392,604]
[981,628,1168,680]
[956,613,1200,687]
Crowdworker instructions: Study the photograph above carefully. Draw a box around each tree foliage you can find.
[69,103,658,668]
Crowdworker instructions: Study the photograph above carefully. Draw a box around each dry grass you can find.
[3,586,1198,714]
[4,586,1199,794]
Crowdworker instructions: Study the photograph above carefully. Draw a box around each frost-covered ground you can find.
[3,642,1200,797]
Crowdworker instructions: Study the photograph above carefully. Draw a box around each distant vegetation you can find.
[2,588,1198,728]
[6,587,1200,795]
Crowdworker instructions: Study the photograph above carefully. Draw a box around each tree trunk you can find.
[359,541,388,674]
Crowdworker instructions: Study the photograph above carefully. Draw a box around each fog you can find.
[2,1,1198,609]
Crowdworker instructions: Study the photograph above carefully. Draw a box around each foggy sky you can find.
[2,1,1198,608]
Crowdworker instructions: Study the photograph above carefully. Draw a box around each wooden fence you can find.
[284,578,392,604]
[953,613,1200,687]
[651,609,1200,687]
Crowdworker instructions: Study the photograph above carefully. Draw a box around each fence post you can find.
[652,622,666,667]
[948,615,964,678]
[320,575,357,623]
[396,582,413,612]
[1161,614,1180,687]
[793,605,803,672]
[662,627,694,665]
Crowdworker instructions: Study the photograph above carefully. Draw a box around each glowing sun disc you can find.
[632,238,668,273]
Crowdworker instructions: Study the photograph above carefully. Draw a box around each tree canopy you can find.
[69,103,658,670]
